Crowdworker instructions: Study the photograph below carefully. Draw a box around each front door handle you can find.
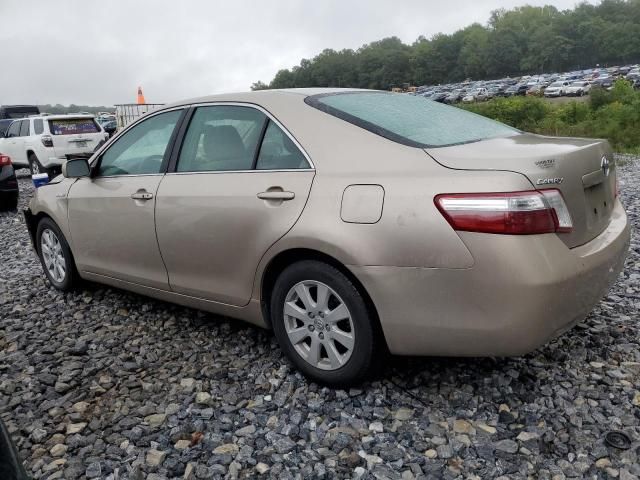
[131,191,154,200]
[257,191,295,201]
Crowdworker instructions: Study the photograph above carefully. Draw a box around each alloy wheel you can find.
[41,229,66,283]
[283,280,355,371]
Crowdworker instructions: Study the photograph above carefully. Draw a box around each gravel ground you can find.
[1,159,639,480]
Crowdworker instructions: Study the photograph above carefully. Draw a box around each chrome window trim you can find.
[181,101,316,171]
[166,168,315,176]
[93,173,165,179]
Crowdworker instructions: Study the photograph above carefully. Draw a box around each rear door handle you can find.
[131,191,154,200]
[257,191,295,201]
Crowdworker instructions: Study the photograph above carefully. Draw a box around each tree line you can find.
[38,104,113,114]
[252,0,640,90]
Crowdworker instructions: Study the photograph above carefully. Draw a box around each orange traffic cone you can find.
[137,87,146,104]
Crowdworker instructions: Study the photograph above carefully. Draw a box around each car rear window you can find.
[48,118,100,135]
[305,92,518,148]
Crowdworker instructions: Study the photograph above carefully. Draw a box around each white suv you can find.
[0,114,108,176]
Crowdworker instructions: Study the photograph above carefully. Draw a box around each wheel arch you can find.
[25,210,53,250]
[259,248,388,350]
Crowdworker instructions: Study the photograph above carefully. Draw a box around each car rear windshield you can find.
[305,92,518,148]
[48,118,100,135]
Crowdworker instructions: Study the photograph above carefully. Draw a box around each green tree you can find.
[255,0,640,89]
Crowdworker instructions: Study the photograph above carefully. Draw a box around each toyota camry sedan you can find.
[25,89,630,386]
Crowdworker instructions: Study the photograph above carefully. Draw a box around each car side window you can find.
[256,121,309,170]
[177,106,266,172]
[34,119,44,135]
[7,122,20,138]
[19,120,30,137]
[97,110,182,177]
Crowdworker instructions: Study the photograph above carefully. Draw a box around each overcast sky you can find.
[0,0,592,106]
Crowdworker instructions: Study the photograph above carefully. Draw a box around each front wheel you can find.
[271,260,379,386]
[36,218,79,291]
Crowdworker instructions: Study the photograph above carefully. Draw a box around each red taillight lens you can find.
[41,135,54,147]
[0,154,11,167]
[435,190,573,235]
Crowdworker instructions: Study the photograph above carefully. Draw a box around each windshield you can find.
[305,91,519,148]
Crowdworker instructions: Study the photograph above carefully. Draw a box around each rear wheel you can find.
[271,260,378,386]
[29,153,43,176]
[36,218,79,291]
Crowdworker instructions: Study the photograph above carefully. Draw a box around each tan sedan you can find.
[25,89,630,386]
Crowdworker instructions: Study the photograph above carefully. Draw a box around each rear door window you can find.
[306,92,519,148]
[49,118,100,135]
[19,120,30,137]
[34,119,44,135]
[256,121,309,170]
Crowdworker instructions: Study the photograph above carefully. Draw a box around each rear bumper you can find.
[350,200,630,356]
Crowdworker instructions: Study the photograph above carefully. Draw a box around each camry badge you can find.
[601,156,610,177]
[536,177,564,185]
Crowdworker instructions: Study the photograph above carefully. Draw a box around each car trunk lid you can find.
[425,133,617,248]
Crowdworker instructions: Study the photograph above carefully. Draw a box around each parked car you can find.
[565,81,591,96]
[462,87,489,103]
[0,115,109,176]
[0,152,19,211]
[25,89,630,386]
[544,81,570,97]
[444,89,464,104]
[526,84,545,96]
[505,84,528,96]
[429,91,448,103]
[98,118,117,137]
[0,105,39,120]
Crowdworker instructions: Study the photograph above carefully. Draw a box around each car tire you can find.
[271,260,379,387]
[36,217,79,291]
[29,153,45,177]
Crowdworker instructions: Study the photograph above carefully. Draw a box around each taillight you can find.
[434,189,573,235]
[0,154,11,167]
[41,135,53,147]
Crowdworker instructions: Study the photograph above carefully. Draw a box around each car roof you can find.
[163,88,369,109]
[23,114,96,120]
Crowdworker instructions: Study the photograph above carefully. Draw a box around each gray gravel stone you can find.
[2,159,640,478]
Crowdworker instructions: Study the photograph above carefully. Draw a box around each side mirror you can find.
[0,419,30,480]
[62,158,91,178]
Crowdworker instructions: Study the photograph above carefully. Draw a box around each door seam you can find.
[152,174,173,290]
